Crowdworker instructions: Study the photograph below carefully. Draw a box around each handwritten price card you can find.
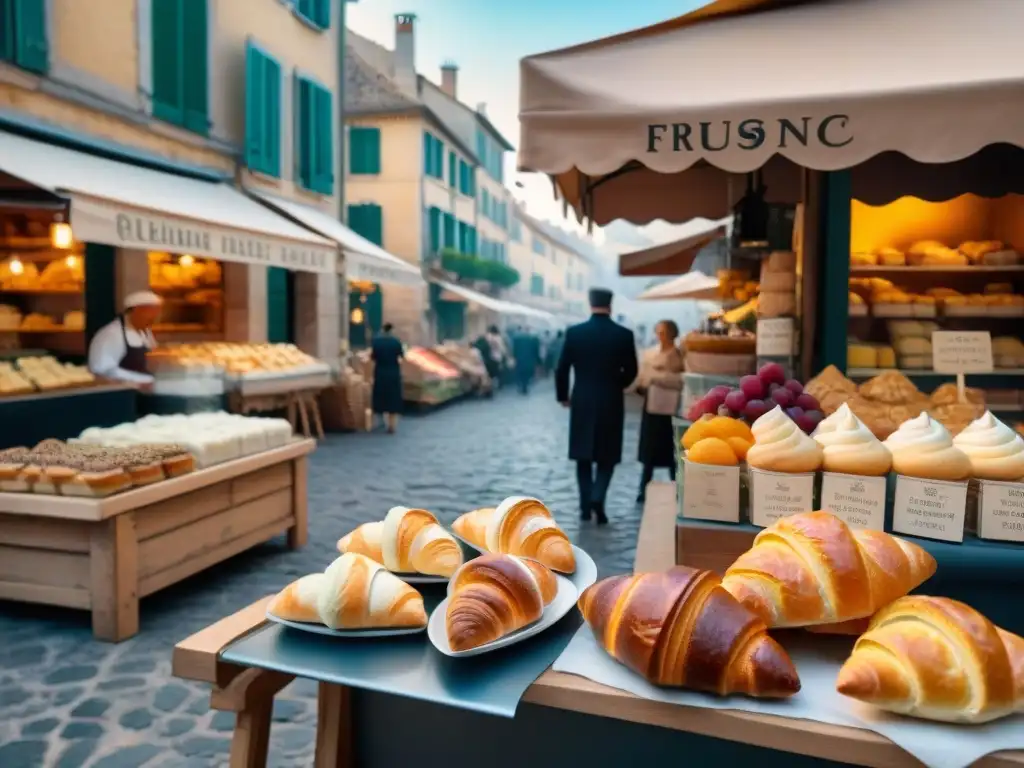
[681,459,740,523]
[756,318,796,357]
[931,331,993,374]
[749,468,815,528]
[892,476,968,542]
[820,472,887,531]
[978,480,1024,542]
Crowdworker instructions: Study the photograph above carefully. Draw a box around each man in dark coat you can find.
[511,326,537,394]
[556,288,638,524]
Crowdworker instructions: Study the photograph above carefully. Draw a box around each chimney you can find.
[477,102,487,116]
[394,13,417,96]
[440,61,458,99]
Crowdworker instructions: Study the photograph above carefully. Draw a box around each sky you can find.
[347,0,707,244]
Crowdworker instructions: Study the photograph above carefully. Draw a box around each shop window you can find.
[0,0,48,74]
[530,273,545,296]
[296,74,334,194]
[427,207,441,257]
[244,42,282,178]
[349,126,381,175]
[152,0,210,136]
[348,284,381,349]
[148,252,224,334]
[295,0,330,29]
[348,203,383,247]
[266,266,293,343]
[436,300,465,343]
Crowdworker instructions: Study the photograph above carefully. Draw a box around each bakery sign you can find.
[646,114,852,154]
[69,198,337,274]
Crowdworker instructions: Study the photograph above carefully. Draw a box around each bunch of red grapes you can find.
[687,362,825,434]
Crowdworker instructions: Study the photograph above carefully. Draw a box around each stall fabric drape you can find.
[518,0,1024,224]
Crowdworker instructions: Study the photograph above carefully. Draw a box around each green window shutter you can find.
[313,85,334,193]
[468,227,477,256]
[428,207,441,255]
[448,151,457,186]
[297,0,330,29]
[12,0,47,74]
[0,0,14,62]
[297,74,313,188]
[152,0,184,125]
[349,127,380,174]
[245,44,281,177]
[349,204,383,246]
[296,77,333,193]
[422,132,432,176]
[181,0,209,135]
[442,213,456,249]
[263,56,281,176]
[433,139,443,180]
[266,267,292,343]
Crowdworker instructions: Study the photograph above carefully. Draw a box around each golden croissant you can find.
[337,506,463,577]
[452,497,576,573]
[579,566,800,698]
[446,554,557,652]
[837,596,1024,723]
[721,511,936,628]
[316,553,427,630]
[267,574,324,623]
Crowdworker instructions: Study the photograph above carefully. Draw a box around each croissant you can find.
[337,507,463,577]
[453,497,576,573]
[579,566,800,698]
[267,574,324,623]
[317,553,427,630]
[445,554,557,651]
[721,511,936,628]
[836,596,1024,723]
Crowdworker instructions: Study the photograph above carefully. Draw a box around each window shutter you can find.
[349,127,380,174]
[448,151,456,186]
[0,0,13,61]
[442,213,455,249]
[313,0,331,28]
[244,44,265,172]
[422,132,431,176]
[313,85,334,193]
[12,0,47,73]
[181,0,209,135]
[365,204,383,246]
[152,0,184,124]
[428,207,441,255]
[433,139,443,179]
[263,55,281,177]
[296,74,311,188]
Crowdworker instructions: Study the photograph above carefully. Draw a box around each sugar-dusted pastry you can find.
[836,596,1024,723]
[337,507,463,577]
[317,553,427,630]
[883,412,972,481]
[953,411,1024,482]
[746,406,823,473]
[267,573,325,623]
[812,403,892,476]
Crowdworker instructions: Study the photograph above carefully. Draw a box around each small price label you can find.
[978,480,1024,542]
[749,468,815,527]
[820,472,887,531]
[931,331,993,374]
[892,476,968,543]
[681,459,740,523]
[756,318,795,357]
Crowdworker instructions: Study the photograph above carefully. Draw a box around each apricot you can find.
[706,416,754,443]
[681,414,716,450]
[687,437,739,466]
[726,437,752,461]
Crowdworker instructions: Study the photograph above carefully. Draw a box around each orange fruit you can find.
[681,414,716,450]
[706,416,754,443]
[726,437,752,461]
[687,437,739,466]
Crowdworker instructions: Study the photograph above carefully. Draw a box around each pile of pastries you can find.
[758,251,797,318]
[77,412,293,468]
[851,239,1020,267]
[585,511,1024,725]
[0,356,95,395]
[0,439,195,497]
[0,304,21,331]
[716,268,758,303]
[147,343,328,378]
[147,252,222,291]
[848,277,1023,317]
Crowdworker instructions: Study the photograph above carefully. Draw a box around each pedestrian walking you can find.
[371,323,404,433]
[484,324,508,390]
[555,288,638,525]
[635,320,684,503]
[546,329,564,374]
[512,326,537,394]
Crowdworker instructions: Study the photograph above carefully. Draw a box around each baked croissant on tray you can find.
[337,506,463,577]
[446,554,557,652]
[579,566,800,698]
[721,511,936,628]
[837,596,1024,724]
[452,497,576,573]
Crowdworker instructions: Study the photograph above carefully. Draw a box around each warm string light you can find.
[8,257,24,275]
[350,307,365,325]
[50,221,74,250]
[178,254,196,267]
[64,255,78,268]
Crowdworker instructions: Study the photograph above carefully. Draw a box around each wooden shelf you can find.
[847,367,1024,377]
[0,288,82,295]
[850,265,1024,273]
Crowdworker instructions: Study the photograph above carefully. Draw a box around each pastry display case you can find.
[0,353,96,396]
[148,251,224,335]
[432,342,491,392]
[402,346,465,405]
[0,244,86,356]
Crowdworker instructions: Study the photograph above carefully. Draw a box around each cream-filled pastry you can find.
[747,406,823,473]
[812,403,892,476]
[883,413,972,481]
[953,411,1024,481]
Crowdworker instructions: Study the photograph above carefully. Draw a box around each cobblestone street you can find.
[0,384,656,767]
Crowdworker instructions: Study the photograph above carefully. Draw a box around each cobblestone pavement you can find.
[0,383,661,767]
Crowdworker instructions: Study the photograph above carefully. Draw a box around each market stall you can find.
[402,345,468,406]
[0,412,314,642]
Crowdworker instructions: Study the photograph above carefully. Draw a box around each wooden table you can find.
[0,439,314,642]
[172,480,1024,768]
[229,389,326,440]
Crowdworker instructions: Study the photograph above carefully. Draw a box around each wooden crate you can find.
[0,440,315,642]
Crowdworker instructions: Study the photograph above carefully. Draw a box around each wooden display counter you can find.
[171,477,1023,768]
[0,439,314,642]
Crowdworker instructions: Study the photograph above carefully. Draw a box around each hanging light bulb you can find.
[9,257,24,276]
[179,254,195,267]
[50,221,74,250]
[64,254,79,268]
[350,307,365,325]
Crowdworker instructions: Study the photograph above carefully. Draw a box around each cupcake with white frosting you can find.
[812,404,892,476]
[747,406,823,473]
[953,411,1024,482]
[883,413,972,481]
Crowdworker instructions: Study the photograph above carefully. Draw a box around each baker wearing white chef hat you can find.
[87,290,163,388]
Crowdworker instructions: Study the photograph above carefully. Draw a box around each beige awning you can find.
[637,271,720,301]
[618,221,727,276]
[520,0,1024,224]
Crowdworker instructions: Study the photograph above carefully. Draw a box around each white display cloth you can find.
[553,624,1024,768]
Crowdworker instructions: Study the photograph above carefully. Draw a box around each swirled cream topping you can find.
[883,413,972,480]
[953,411,1024,481]
[812,404,892,475]
[747,406,823,473]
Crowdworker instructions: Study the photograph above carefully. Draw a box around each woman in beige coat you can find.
[635,320,684,502]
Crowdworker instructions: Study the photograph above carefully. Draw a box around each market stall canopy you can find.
[618,219,728,276]
[637,271,720,301]
[519,0,1024,224]
[0,131,337,273]
[248,191,424,287]
[435,280,555,322]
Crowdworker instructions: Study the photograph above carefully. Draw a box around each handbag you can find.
[646,381,680,416]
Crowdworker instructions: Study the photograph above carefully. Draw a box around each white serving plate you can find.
[451,537,596,587]
[391,572,450,585]
[265,611,426,638]
[427,572,577,657]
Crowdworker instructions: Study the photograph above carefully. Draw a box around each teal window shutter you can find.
[0,0,14,62]
[314,85,334,192]
[11,0,47,74]
[433,138,444,180]
[428,207,441,255]
[442,212,456,248]
[245,43,281,177]
[266,267,292,343]
[297,0,331,29]
[349,127,381,174]
[152,0,184,125]
[349,204,383,246]
[448,151,457,186]
[181,0,209,135]
[296,76,334,193]
[422,132,432,176]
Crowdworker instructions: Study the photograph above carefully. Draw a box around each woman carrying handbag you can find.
[635,320,684,503]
